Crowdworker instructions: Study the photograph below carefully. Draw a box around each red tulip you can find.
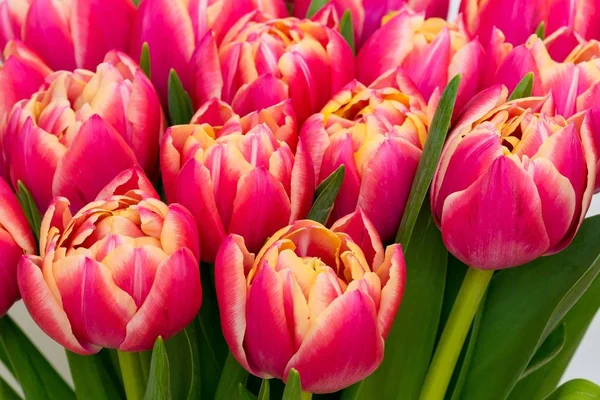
[215,210,406,393]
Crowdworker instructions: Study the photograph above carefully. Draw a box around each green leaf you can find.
[521,323,566,379]
[282,369,302,400]
[16,181,41,243]
[508,273,600,400]
[215,353,249,400]
[258,379,270,400]
[0,376,21,400]
[339,10,355,55]
[0,316,74,400]
[343,203,448,400]
[508,72,534,101]
[132,0,141,6]
[139,42,151,79]
[545,379,600,400]
[238,384,258,400]
[458,215,600,400]
[535,21,546,40]
[167,69,194,125]
[67,351,125,400]
[395,74,460,248]
[165,321,200,400]
[144,338,170,400]
[305,0,329,17]
[307,165,345,224]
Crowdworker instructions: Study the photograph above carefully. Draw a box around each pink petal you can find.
[0,230,27,316]
[160,203,200,262]
[441,156,550,269]
[0,177,36,254]
[189,31,223,108]
[281,268,310,352]
[231,74,289,118]
[306,266,343,322]
[120,248,202,351]
[285,289,383,394]
[289,139,315,222]
[331,208,385,267]
[299,113,331,182]
[95,166,159,200]
[375,245,406,338]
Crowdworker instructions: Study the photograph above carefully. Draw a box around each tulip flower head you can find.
[0,177,36,317]
[0,0,134,71]
[194,13,355,123]
[161,99,313,262]
[431,86,596,270]
[17,170,201,354]
[3,51,163,212]
[215,210,406,393]
[301,72,434,243]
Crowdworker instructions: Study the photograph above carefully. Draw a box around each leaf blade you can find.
[167,69,194,126]
[305,0,329,17]
[67,350,125,400]
[139,42,151,79]
[340,10,355,55]
[144,338,170,400]
[215,353,249,400]
[307,165,345,224]
[508,72,534,101]
[282,369,302,400]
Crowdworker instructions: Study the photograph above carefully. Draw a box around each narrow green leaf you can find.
[67,351,125,400]
[307,165,345,224]
[16,181,41,243]
[282,369,302,400]
[395,74,460,248]
[0,376,21,400]
[508,72,534,101]
[165,321,200,400]
[340,10,355,55]
[459,215,600,400]
[0,316,74,400]
[545,379,600,400]
[343,203,448,400]
[305,0,329,17]
[258,379,270,400]
[535,21,546,40]
[144,338,170,400]
[238,384,258,400]
[132,0,141,6]
[139,42,151,79]
[215,353,249,400]
[167,69,194,125]
[521,324,566,379]
[508,274,600,400]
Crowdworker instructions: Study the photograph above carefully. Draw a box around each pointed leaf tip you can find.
[167,69,194,126]
[282,369,303,400]
[340,10,355,55]
[140,42,151,79]
[508,72,534,101]
[308,165,345,224]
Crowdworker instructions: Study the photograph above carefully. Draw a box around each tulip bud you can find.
[0,0,134,71]
[357,7,497,112]
[194,13,355,123]
[215,210,406,393]
[161,99,313,262]
[130,0,287,106]
[17,173,201,354]
[3,51,164,212]
[431,86,596,270]
[291,0,449,50]
[300,72,434,243]
[0,177,36,317]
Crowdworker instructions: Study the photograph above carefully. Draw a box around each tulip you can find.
[290,0,449,50]
[0,177,36,317]
[430,86,596,270]
[300,72,435,243]
[161,98,313,262]
[356,7,508,112]
[130,0,287,106]
[17,170,201,354]
[0,0,134,71]
[215,210,406,393]
[193,13,355,123]
[3,51,164,212]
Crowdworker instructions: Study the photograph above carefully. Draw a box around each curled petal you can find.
[375,245,406,339]
[0,177,36,254]
[160,203,201,261]
[331,209,384,268]
[95,166,159,200]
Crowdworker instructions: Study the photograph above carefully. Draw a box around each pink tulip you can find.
[2,51,164,212]
[290,0,449,50]
[300,72,436,243]
[161,98,313,262]
[0,177,36,317]
[130,0,287,106]
[356,7,508,112]
[215,210,406,393]
[0,0,134,71]
[193,13,355,123]
[431,86,596,269]
[17,170,201,354]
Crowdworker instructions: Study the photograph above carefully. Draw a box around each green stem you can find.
[301,392,313,400]
[117,351,146,400]
[418,267,494,400]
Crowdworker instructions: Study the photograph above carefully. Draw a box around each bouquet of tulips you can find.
[1,0,600,399]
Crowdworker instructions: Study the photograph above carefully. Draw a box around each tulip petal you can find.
[190,32,223,108]
[0,230,27,316]
[160,203,200,261]
[285,289,383,394]
[18,255,97,354]
[331,208,385,268]
[52,115,138,211]
[121,248,202,351]
[281,268,310,352]
[289,139,314,222]
[231,74,289,118]
[441,156,550,269]
[306,267,343,323]
[375,245,406,338]
[95,166,159,200]
[0,177,36,254]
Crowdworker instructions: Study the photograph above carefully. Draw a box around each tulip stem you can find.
[418,267,494,400]
[117,351,146,400]
[302,391,313,400]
